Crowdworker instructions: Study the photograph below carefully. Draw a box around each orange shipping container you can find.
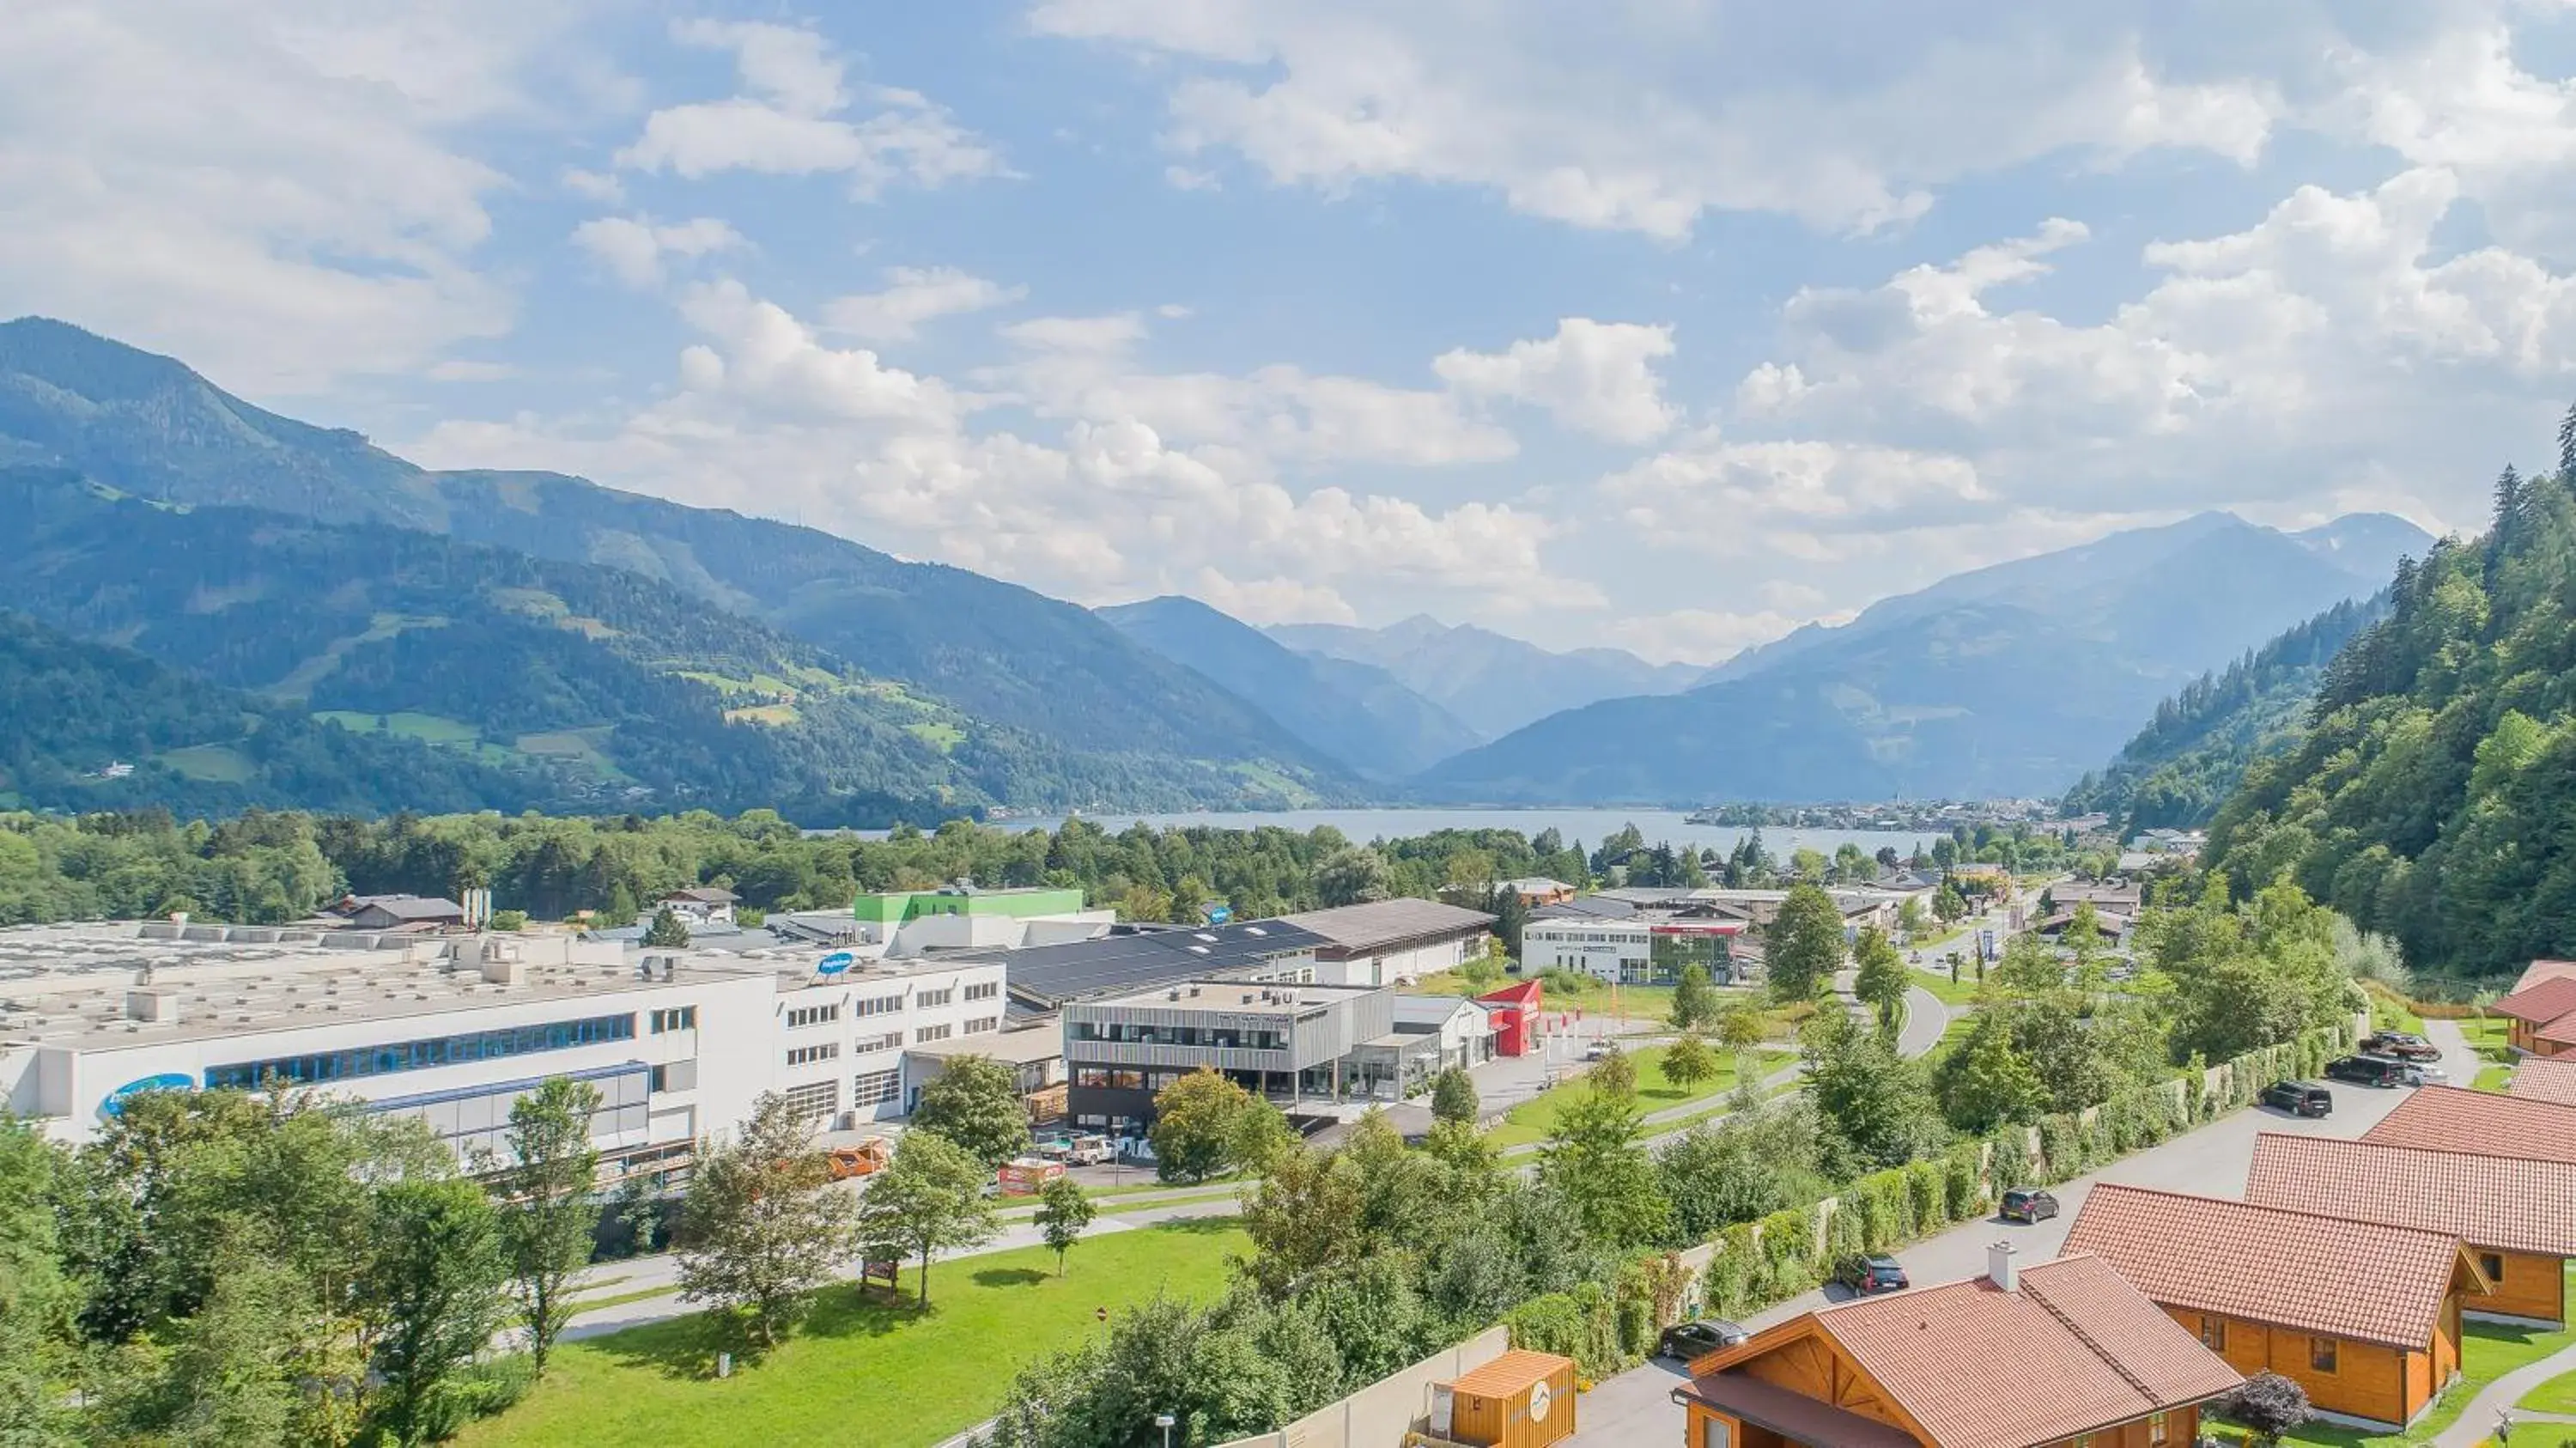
[1434,1350,1577,1448]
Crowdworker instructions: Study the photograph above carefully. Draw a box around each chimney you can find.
[1987,1240,2018,1293]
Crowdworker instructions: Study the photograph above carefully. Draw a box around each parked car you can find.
[1583,1041,1611,1062]
[2260,1080,2334,1117]
[2361,1031,2443,1062]
[2000,1187,2060,1224]
[2326,1054,2412,1087]
[1833,1254,1911,1295]
[1658,1319,1752,1360]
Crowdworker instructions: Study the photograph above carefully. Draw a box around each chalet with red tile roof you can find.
[2512,959,2576,995]
[2243,1134,2576,1325]
[2063,1184,2485,1429]
[1671,1245,2239,1448]
[2492,975,2576,1058]
[2509,1054,2576,1109]
[2362,1085,2576,1166]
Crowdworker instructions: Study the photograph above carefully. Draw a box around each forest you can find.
[2208,427,2576,983]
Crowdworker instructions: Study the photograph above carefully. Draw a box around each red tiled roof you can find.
[2537,1012,2576,1049]
[2510,1055,2576,1109]
[2063,1184,2466,1350]
[1789,1254,2239,1448]
[2514,960,2576,995]
[2243,1134,2576,1258]
[2362,1086,2576,1166]
[2494,976,2576,1027]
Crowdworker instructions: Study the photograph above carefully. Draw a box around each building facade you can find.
[1060,980,1394,1136]
[1521,917,1746,986]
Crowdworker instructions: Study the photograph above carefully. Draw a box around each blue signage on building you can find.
[1204,905,1232,925]
[99,1073,196,1121]
[816,951,856,976]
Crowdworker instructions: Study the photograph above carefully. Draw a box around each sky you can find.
[9,3,2576,664]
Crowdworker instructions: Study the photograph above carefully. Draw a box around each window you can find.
[785,1003,841,1029]
[785,1043,841,1067]
[650,1006,697,1033]
[781,1080,839,1119]
[204,1013,637,1089]
[2309,1336,2337,1373]
[2482,1251,2506,1283]
[917,987,954,1008]
[964,1017,998,1035]
[2199,1317,2226,1353]
[2148,1411,2170,1445]
[854,993,904,1018]
[853,1031,903,1054]
[964,981,998,1001]
[852,1069,901,1107]
[1699,1418,1731,1448]
[647,1064,668,1092]
[915,1024,952,1043]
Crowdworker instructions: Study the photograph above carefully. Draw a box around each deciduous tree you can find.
[1149,1069,1257,1184]
[676,1092,859,1345]
[495,1076,603,1376]
[1033,1177,1096,1278]
[857,1132,999,1307]
[909,1055,1031,1172]
[1669,964,1721,1031]
[360,1177,509,1448]
[1850,926,1908,1034]
[1766,883,1845,1002]
[1660,1032,1719,1097]
[1430,1068,1479,1125]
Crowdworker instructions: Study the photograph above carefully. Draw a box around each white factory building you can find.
[0,918,1005,1171]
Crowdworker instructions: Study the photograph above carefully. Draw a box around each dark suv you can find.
[2327,1054,2411,1087]
[1834,1254,1910,1295]
[2361,1031,2442,1062]
[2000,1187,2059,1224]
[2261,1080,2333,1117]
[1658,1319,1751,1360]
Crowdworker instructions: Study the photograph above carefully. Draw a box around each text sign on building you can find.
[100,1073,196,1121]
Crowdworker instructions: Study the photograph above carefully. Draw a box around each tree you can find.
[1315,847,1392,907]
[1589,1043,1637,1098]
[1149,1069,1261,1183]
[1033,1176,1096,1277]
[1669,963,1722,1031]
[641,906,690,947]
[1661,1031,1720,1097]
[1931,880,1966,923]
[676,1092,860,1346]
[1430,1067,1479,1125]
[1802,1011,1949,1172]
[1850,926,1908,1034]
[2225,1372,2313,1447]
[856,1132,999,1307]
[1716,1004,1768,1083]
[1231,1097,1297,1176]
[1540,1087,1669,1249]
[495,1076,603,1376]
[0,1114,75,1446]
[359,1177,509,1448]
[1766,883,1846,1001]
[1932,1020,2047,1132]
[1896,896,1926,940]
[908,1056,1030,1172]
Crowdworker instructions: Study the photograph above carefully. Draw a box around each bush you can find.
[488,909,527,932]
[1504,1281,1625,1379]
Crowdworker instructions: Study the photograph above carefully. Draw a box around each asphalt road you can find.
[1561,1019,2482,1445]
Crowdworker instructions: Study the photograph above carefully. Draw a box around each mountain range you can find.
[1266,615,1703,739]
[1411,510,2430,804]
[0,318,1359,818]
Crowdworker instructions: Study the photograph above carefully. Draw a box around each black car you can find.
[1833,1254,1910,1295]
[1658,1319,1751,1360]
[2326,1054,2412,1087]
[2000,1187,2059,1224]
[2260,1080,2333,1117]
[2361,1031,2443,1062]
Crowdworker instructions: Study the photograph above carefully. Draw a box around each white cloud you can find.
[618,21,1006,196]
[570,216,747,289]
[0,1,598,391]
[1030,0,2283,236]
[821,266,1025,342]
[560,167,626,204]
[1435,318,1678,443]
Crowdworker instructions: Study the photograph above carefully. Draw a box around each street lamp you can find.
[1154,1412,1176,1448]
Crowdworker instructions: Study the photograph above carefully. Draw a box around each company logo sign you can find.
[99,1073,196,1121]
[816,951,856,976]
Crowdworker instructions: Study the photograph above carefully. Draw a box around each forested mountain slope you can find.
[2063,595,2388,833]
[0,317,1357,808]
[2208,451,2576,979]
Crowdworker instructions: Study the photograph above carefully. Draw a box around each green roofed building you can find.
[851,884,1088,926]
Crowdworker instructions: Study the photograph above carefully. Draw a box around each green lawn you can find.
[2364,984,2428,1036]
[1911,966,1989,1008]
[459,1220,1247,1448]
[2209,1265,2576,1446]
[1485,1046,1791,1149]
[159,742,255,782]
[2522,1363,2576,1413]
[2462,1016,2517,1092]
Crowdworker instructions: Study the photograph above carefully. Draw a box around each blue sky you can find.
[10,2,2576,661]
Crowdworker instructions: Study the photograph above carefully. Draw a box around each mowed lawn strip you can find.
[459,1220,1246,1448]
[1485,1046,1790,1149]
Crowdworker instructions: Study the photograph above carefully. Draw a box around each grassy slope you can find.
[1486,1046,1793,1149]
[459,1221,1245,1448]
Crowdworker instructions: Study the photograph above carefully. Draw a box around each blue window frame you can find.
[204,1013,638,1090]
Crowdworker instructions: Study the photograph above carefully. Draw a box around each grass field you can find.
[722,703,801,726]
[313,709,486,745]
[1485,1046,1792,1148]
[159,742,255,782]
[1911,966,1989,1007]
[460,1220,1247,1448]
[2210,1265,2576,1445]
[2522,1362,2576,1413]
[905,721,967,751]
[2463,1015,2516,1092]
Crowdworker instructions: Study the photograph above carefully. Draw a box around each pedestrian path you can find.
[2432,1337,2576,1446]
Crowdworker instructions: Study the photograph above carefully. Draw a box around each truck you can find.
[824,1137,895,1180]
[1036,1133,1115,1166]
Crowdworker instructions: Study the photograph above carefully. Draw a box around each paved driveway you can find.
[1563,1021,2481,1445]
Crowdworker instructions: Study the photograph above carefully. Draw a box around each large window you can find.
[854,994,905,1018]
[853,1031,903,1054]
[649,1006,696,1033]
[786,1043,840,1067]
[917,987,954,1008]
[915,1024,952,1043]
[964,1017,998,1035]
[2309,1336,2337,1373]
[853,1069,901,1107]
[785,1003,841,1029]
[205,1013,637,1089]
[964,981,999,1001]
[781,1080,839,1119]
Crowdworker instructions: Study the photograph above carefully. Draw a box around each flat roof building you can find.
[1277,897,1496,986]
[1061,977,1392,1136]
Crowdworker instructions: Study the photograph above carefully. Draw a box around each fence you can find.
[1208,1326,1510,1448]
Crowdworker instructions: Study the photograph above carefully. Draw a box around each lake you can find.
[974,807,1937,858]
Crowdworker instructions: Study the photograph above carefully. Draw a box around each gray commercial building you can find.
[1062,979,1394,1135]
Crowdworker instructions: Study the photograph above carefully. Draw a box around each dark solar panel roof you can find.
[987,919,1331,1007]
